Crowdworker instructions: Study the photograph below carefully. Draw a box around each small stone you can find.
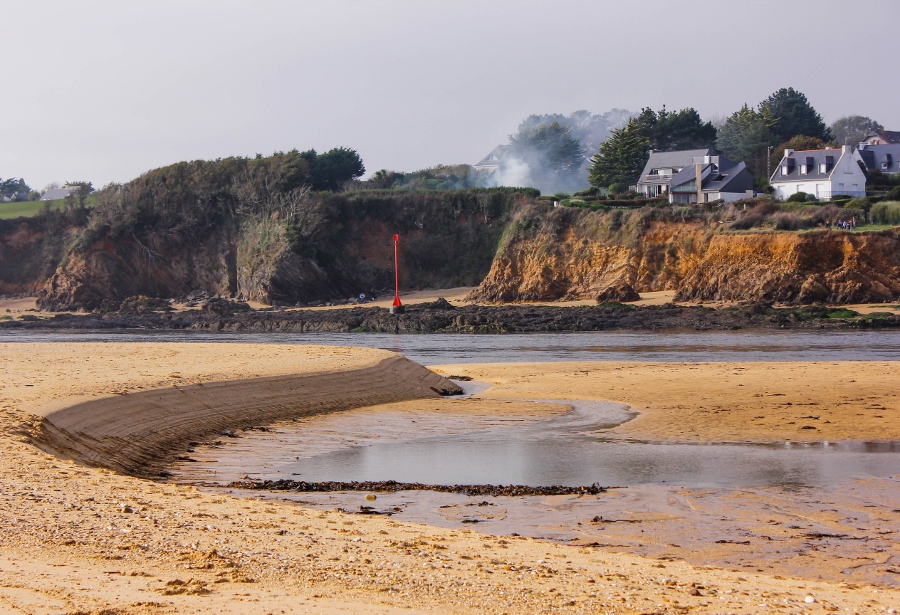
[805,595,817,603]
[365,494,376,501]
[689,588,702,596]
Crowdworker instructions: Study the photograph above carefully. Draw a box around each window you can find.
[782,166,790,175]
[882,161,890,170]
[819,163,827,173]
[799,165,807,174]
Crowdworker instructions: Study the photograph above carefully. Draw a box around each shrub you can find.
[786,191,808,202]
[805,193,818,202]
[845,197,871,211]
[870,201,900,225]
[772,212,804,230]
[885,186,900,201]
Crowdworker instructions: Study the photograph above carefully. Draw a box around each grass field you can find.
[0,200,64,219]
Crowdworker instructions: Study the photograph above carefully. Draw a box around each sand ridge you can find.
[0,343,897,614]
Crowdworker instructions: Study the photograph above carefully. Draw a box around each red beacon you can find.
[390,233,405,314]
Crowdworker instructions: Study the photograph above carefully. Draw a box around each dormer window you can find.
[649,169,659,175]
[782,165,790,176]
[799,164,808,174]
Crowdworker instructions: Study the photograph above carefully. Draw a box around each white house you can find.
[770,145,866,200]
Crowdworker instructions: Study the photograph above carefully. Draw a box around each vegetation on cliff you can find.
[6,152,539,310]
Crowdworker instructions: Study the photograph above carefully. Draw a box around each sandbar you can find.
[0,342,897,614]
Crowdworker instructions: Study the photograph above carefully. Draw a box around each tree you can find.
[830,115,883,146]
[507,121,585,175]
[514,109,633,155]
[0,178,31,201]
[759,87,832,143]
[769,135,828,171]
[302,147,366,192]
[587,119,650,189]
[633,106,717,151]
[716,104,777,180]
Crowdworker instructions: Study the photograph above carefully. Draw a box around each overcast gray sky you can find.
[4,0,899,190]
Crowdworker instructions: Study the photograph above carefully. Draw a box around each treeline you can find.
[589,88,888,192]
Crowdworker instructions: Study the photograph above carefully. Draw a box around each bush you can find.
[786,192,808,202]
[772,212,804,230]
[885,186,900,201]
[845,197,871,211]
[805,193,818,202]
[870,201,900,225]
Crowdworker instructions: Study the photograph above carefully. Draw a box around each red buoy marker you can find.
[390,233,405,314]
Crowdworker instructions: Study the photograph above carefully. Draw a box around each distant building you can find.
[769,145,865,200]
[40,186,76,201]
[856,142,900,175]
[860,129,900,146]
[635,148,715,198]
[634,149,753,203]
[473,146,505,173]
[668,156,754,204]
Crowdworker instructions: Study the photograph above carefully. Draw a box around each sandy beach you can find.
[0,342,898,614]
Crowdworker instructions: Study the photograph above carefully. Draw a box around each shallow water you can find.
[175,381,900,489]
[5,329,900,364]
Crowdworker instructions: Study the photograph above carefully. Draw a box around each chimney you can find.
[696,163,703,204]
[842,144,852,154]
[784,149,794,157]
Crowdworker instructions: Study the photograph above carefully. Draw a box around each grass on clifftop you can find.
[0,200,63,219]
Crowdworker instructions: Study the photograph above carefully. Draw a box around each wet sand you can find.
[0,343,898,613]
[432,361,900,443]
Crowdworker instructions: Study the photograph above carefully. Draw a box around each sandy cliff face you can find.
[472,212,712,302]
[471,206,900,304]
[674,229,900,303]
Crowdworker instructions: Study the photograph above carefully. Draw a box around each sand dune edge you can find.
[32,354,461,478]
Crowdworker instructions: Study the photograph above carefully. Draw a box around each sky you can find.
[4,0,899,191]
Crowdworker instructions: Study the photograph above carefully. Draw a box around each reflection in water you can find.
[175,393,900,490]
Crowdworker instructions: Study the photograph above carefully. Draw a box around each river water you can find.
[4,329,900,364]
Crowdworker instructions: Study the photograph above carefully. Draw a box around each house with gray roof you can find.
[473,146,506,173]
[634,148,715,198]
[40,186,76,201]
[856,142,900,175]
[770,145,865,200]
[861,129,900,146]
[667,155,754,204]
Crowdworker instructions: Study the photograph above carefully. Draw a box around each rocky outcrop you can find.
[470,207,900,305]
[674,229,900,304]
[37,236,232,311]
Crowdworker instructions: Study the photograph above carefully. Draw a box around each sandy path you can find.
[432,361,900,443]
[0,343,897,614]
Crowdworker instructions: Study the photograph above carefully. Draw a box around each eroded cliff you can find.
[469,204,900,304]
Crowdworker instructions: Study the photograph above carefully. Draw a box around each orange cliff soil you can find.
[469,207,900,305]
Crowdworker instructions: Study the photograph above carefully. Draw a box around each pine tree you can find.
[759,87,832,143]
[587,119,650,189]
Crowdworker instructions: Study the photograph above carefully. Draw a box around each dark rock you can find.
[596,283,641,303]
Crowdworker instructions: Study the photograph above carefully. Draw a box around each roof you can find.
[863,129,900,145]
[40,187,73,201]
[636,148,715,185]
[474,146,506,169]
[770,148,843,183]
[669,158,752,193]
[857,143,900,173]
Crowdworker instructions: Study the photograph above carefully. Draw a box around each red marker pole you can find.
[390,234,404,314]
